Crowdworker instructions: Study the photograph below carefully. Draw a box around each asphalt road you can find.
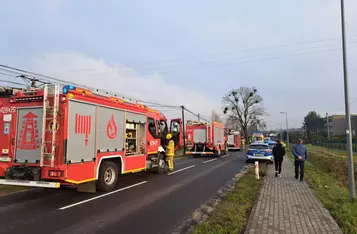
[0,151,246,234]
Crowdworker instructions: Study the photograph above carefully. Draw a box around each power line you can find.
[61,41,357,77]
[67,35,357,72]
[140,101,181,109]
[143,43,357,75]
[0,65,213,124]
[0,71,16,78]
[339,98,357,112]
[0,64,185,109]
[183,107,210,122]
[0,79,26,87]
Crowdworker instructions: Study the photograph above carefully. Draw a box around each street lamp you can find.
[278,124,282,139]
[326,112,331,140]
[280,112,289,147]
[340,0,355,200]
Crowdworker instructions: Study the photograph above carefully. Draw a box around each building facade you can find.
[324,114,357,136]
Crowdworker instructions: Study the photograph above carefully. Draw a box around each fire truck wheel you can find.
[97,161,119,192]
[155,153,168,174]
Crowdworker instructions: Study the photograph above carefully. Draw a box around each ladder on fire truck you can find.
[40,84,60,167]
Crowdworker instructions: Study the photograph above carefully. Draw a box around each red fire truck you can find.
[185,120,227,157]
[227,130,241,151]
[0,84,183,192]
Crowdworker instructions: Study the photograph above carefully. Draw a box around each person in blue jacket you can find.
[292,138,308,181]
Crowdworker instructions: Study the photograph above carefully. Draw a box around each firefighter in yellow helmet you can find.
[166,133,175,172]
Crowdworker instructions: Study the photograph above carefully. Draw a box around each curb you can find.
[171,164,253,234]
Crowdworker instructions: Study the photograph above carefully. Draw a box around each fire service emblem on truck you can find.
[75,114,92,146]
[17,112,40,150]
[106,114,117,139]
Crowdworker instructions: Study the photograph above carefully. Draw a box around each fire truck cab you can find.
[0,84,179,192]
[169,118,183,151]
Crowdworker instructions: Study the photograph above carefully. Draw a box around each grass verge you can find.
[287,145,357,234]
[192,164,267,234]
[0,185,28,196]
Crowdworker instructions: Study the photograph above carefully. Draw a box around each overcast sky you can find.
[0,0,357,129]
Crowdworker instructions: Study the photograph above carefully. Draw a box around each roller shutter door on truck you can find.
[193,129,206,143]
[214,127,224,145]
[227,135,234,145]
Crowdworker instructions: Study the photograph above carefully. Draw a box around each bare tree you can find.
[211,110,222,122]
[222,87,266,140]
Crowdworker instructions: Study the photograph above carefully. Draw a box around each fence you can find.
[315,143,357,152]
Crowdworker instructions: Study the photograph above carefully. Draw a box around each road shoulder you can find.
[172,163,267,234]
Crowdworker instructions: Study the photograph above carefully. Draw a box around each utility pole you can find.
[181,105,186,155]
[198,113,200,122]
[326,113,331,140]
[304,123,308,139]
[280,112,289,147]
[340,0,355,200]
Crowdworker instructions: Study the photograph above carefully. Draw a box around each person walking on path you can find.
[292,138,308,181]
[272,139,286,177]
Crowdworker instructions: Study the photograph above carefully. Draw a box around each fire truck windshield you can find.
[158,120,168,137]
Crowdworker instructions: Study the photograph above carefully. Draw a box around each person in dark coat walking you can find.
[272,140,286,177]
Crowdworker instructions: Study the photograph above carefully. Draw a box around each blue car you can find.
[246,142,274,163]
[266,140,277,149]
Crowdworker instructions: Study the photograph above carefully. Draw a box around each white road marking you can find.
[58,181,148,210]
[167,165,195,175]
[203,158,218,164]
[221,154,230,158]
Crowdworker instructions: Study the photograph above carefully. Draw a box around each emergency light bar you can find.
[62,85,76,94]
[187,121,209,125]
[10,96,43,103]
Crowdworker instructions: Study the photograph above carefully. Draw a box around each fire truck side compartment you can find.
[126,112,146,123]
[213,126,224,145]
[227,135,234,145]
[15,107,43,163]
[67,101,96,163]
[193,128,206,143]
[97,106,125,152]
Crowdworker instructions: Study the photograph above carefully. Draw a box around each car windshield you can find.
[268,144,276,149]
[250,144,268,150]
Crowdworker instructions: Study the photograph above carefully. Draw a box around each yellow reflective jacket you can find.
[166,140,175,156]
[280,141,286,148]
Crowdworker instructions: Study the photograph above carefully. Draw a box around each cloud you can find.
[29,51,220,121]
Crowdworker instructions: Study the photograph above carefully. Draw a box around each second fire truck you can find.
[185,120,227,157]
[227,130,241,151]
